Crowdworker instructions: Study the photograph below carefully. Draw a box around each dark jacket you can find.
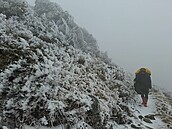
[134,72,152,94]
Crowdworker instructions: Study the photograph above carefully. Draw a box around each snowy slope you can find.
[0,0,171,129]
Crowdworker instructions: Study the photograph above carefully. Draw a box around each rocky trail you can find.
[128,92,170,129]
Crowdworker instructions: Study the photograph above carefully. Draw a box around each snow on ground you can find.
[129,94,168,129]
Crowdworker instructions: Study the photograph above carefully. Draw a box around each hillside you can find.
[0,0,171,129]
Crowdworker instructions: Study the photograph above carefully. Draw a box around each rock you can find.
[127,119,133,124]
[167,124,172,129]
[143,118,152,123]
[138,115,144,120]
[145,125,153,129]
[131,124,142,129]
[144,114,156,120]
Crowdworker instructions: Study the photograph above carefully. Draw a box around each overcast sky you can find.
[27,0,172,92]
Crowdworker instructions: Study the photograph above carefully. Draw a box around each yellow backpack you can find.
[135,67,151,75]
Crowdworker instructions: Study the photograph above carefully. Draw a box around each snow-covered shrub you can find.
[0,0,28,18]
[0,42,133,128]
[35,0,63,20]
[34,0,110,64]
[0,1,134,129]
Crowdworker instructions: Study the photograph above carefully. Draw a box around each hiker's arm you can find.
[148,76,152,89]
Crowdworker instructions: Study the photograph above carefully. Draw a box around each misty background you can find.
[27,0,172,92]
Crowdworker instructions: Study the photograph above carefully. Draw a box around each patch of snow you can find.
[2,126,9,129]
[40,116,48,125]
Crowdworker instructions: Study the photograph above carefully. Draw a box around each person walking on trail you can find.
[134,68,152,107]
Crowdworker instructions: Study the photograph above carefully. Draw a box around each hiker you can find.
[134,68,152,107]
